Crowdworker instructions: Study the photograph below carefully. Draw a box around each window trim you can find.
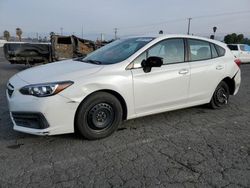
[127,37,226,70]
[128,37,187,70]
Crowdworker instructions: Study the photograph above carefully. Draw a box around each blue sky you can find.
[0,0,250,40]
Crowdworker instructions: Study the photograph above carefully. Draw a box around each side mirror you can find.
[141,56,163,73]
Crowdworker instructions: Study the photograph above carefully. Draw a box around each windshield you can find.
[79,37,154,65]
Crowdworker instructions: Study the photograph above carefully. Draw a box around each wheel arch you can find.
[74,89,128,132]
[222,77,235,95]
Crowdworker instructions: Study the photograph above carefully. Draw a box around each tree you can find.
[237,34,244,43]
[242,38,250,45]
[3,30,10,41]
[16,28,23,41]
[224,34,234,44]
[224,33,245,44]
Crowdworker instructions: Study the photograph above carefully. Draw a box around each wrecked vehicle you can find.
[3,35,96,65]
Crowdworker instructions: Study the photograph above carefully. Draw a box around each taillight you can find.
[234,59,241,67]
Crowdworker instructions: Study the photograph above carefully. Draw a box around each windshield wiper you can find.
[74,58,102,65]
[84,59,102,65]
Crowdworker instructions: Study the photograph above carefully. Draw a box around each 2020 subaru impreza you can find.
[6,35,241,139]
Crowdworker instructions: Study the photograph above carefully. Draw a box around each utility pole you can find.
[213,26,217,39]
[114,28,118,39]
[101,33,104,41]
[81,25,83,38]
[187,18,192,35]
[60,27,63,35]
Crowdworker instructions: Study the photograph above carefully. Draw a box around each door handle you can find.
[178,69,189,75]
[216,65,224,70]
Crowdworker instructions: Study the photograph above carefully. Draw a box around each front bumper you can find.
[11,112,50,135]
[6,76,80,135]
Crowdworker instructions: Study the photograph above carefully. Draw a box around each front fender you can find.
[59,71,136,119]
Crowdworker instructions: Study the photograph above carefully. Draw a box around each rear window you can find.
[215,45,226,57]
[227,45,238,51]
[57,37,72,44]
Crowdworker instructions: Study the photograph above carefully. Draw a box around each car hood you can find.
[16,59,104,84]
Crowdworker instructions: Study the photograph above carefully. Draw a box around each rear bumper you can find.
[233,69,241,95]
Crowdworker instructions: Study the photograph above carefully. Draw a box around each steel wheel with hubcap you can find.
[76,92,123,139]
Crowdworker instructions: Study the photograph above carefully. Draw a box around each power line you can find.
[192,10,250,19]
[119,10,250,31]
[119,18,186,30]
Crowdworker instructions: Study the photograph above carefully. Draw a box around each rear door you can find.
[187,39,226,104]
[131,38,190,115]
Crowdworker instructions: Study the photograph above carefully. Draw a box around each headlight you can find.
[19,81,74,97]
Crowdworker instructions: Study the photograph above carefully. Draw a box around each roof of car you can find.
[227,44,249,45]
[124,34,227,48]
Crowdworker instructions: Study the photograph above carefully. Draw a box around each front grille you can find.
[7,83,14,97]
[12,112,49,129]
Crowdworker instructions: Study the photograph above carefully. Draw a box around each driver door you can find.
[131,38,190,116]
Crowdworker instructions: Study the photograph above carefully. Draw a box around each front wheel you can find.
[209,81,230,109]
[76,92,123,140]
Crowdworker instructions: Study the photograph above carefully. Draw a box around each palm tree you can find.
[50,32,55,36]
[3,30,10,41]
[16,28,23,41]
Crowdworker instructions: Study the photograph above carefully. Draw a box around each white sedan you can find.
[227,44,250,63]
[7,35,241,139]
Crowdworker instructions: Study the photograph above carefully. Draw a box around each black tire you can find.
[209,81,230,109]
[76,92,123,140]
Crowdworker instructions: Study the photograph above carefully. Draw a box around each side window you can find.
[215,45,226,57]
[148,39,185,64]
[211,43,219,58]
[188,39,211,61]
[133,52,146,68]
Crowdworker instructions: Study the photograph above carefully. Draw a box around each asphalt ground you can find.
[0,48,249,187]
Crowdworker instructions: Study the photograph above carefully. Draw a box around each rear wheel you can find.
[210,81,230,109]
[76,92,123,140]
